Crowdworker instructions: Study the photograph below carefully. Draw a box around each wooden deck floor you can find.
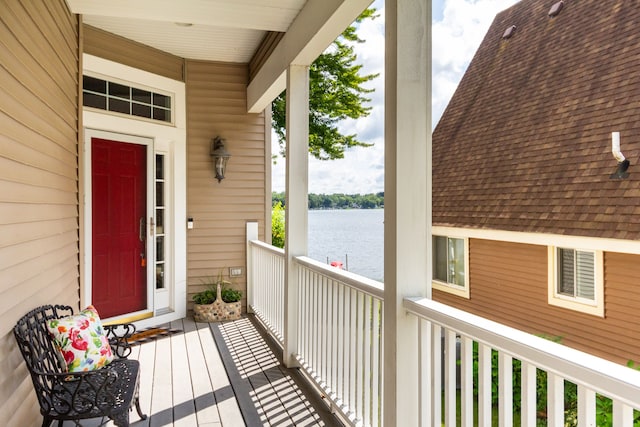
[70,315,342,427]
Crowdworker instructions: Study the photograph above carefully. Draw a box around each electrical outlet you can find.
[229,267,243,277]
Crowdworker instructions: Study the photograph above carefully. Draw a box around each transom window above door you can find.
[83,75,173,124]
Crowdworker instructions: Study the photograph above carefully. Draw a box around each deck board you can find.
[58,315,340,426]
[212,317,333,427]
[182,319,222,426]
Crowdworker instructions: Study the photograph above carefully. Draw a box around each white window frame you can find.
[547,246,604,317]
[432,235,470,299]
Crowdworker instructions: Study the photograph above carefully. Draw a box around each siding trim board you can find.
[433,226,640,256]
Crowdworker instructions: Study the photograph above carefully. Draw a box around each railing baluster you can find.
[444,328,456,427]
[521,361,537,427]
[613,401,634,427]
[349,287,357,419]
[329,278,336,396]
[319,275,326,383]
[547,372,564,427]
[277,254,283,339]
[372,298,381,427]
[336,287,346,403]
[432,324,442,426]
[300,266,307,363]
[418,319,432,427]
[324,276,331,387]
[577,384,595,427]
[477,342,492,427]
[363,294,372,426]
[342,283,350,407]
[356,291,365,422]
[313,271,320,376]
[460,335,473,427]
[499,352,513,427]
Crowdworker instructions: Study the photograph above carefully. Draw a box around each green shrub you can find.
[272,201,285,248]
[192,271,242,304]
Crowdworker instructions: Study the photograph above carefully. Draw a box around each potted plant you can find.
[192,270,242,322]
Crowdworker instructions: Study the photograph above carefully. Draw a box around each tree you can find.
[272,8,379,161]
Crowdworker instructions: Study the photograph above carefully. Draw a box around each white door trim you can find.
[82,54,187,327]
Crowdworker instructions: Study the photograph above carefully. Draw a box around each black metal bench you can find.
[13,305,147,427]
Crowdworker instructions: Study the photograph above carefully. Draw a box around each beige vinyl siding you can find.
[83,24,185,82]
[433,239,640,365]
[0,0,79,425]
[186,60,267,313]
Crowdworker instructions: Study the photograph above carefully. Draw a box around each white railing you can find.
[246,238,384,427]
[404,297,640,427]
[295,256,384,427]
[247,239,285,344]
[247,237,640,427]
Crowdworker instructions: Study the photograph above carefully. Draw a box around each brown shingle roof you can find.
[432,0,640,240]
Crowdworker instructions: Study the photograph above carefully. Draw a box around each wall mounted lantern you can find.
[211,136,231,183]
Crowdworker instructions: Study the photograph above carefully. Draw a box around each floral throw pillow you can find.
[47,305,114,372]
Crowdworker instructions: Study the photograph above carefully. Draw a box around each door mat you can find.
[127,327,182,345]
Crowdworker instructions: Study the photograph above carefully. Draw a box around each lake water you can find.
[308,209,384,281]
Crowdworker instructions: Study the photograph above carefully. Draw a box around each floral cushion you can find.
[46,305,114,372]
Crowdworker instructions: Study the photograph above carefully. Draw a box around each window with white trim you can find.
[432,235,469,298]
[83,75,173,124]
[548,247,604,316]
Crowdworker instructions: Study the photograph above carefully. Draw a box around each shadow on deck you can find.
[69,315,342,426]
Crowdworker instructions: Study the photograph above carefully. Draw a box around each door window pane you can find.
[155,154,166,290]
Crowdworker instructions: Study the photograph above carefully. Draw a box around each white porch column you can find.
[283,64,309,368]
[384,0,432,425]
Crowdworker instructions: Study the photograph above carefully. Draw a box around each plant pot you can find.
[193,283,241,322]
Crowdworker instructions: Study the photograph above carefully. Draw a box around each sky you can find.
[271,0,520,194]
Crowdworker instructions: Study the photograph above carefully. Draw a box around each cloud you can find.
[432,0,519,123]
[272,0,519,194]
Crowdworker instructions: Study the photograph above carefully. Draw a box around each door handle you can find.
[139,217,146,242]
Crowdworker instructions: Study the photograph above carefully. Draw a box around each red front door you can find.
[92,138,147,318]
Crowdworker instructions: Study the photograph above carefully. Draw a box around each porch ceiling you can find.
[65,0,307,62]
[67,0,373,112]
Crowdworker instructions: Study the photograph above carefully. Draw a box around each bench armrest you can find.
[104,323,136,359]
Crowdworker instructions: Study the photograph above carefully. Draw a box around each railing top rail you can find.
[294,255,385,300]
[404,297,640,407]
[249,239,285,256]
